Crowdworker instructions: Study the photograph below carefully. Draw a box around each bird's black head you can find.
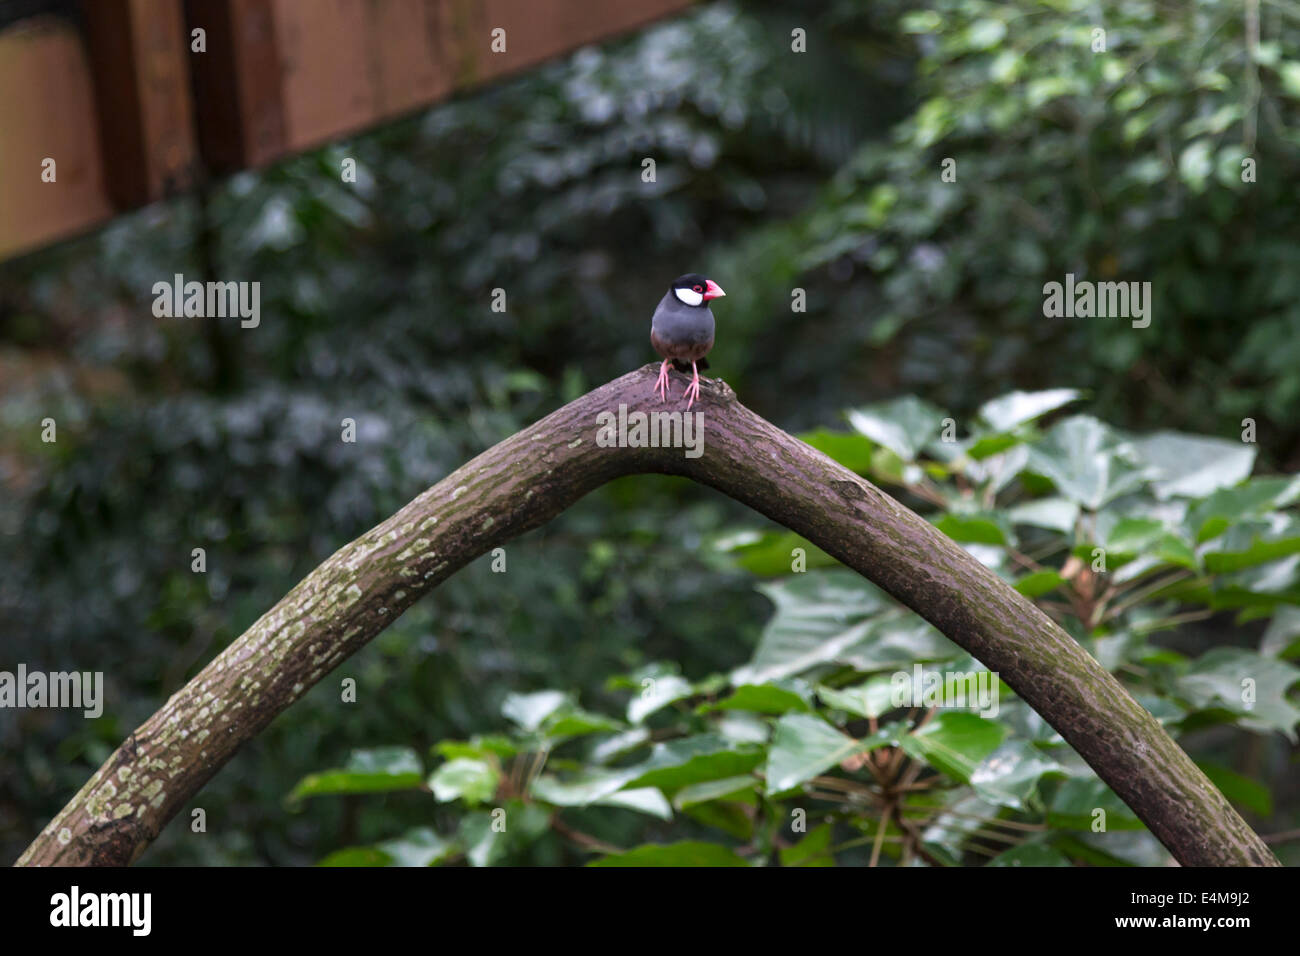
[670,274,726,308]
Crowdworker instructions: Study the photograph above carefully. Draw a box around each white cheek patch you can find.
[674,287,704,307]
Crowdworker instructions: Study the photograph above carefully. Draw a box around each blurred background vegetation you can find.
[2,0,1298,865]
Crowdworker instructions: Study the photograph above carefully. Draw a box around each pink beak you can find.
[702,279,726,301]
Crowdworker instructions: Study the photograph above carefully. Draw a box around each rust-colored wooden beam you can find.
[82,0,198,206]
[475,0,694,82]
[0,16,112,260]
[0,3,197,260]
[188,0,695,165]
[0,0,696,260]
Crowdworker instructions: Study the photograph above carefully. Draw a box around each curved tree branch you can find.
[18,366,1279,866]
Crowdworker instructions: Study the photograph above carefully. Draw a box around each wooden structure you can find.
[0,0,694,261]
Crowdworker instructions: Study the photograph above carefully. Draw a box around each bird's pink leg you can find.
[683,361,701,409]
[654,358,673,402]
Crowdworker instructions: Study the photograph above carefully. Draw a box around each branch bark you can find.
[18,366,1279,866]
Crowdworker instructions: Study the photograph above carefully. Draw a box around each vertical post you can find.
[184,0,286,171]
[82,0,198,206]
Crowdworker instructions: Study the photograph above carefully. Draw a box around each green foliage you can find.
[292,391,1300,866]
[716,0,1300,448]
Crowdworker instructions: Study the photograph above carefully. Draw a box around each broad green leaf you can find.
[919,793,1004,865]
[592,788,673,820]
[531,769,638,806]
[628,673,694,723]
[681,800,755,841]
[836,614,962,672]
[1026,416,1146,510]
[458,802,549,867]
[1153,533,1199,570]
[502,690,568,731]
[816,674,897,718]
[970,740,1063,810]
[704,681,813,715]
[934,512,1010,546]
[798,428,877,472]
[1131,432,1256,500]
[429,757,499,806]
[780,823,835,867]
[1110,552,1165,585]
[1104,517,1166,553]
[589,841,750,867]
[1200,516,1300,573]
[673,775,758,808]
[962,543,1011,574]
[870,446,910,484]
[987,843,1071,867]
[978,389,1081,431]
[977,444,1032,494]
[889,657,1003,714]
[965,433,1021,460]
[716,529,837,576]
[459,812,505,868]
[847,395,946,461]
[1261,605,1300,659]
[997,701,1063,744]
[1014,569,1064,598]
[289,746,423,802]
[590,727,651,764]
[624,734,765,791]
[1007,497,1079,533]
[733,570,886,684]
[317,847,391,867]
[1197,762,1273,817]
[1048,775,1144,831]
[434,736,517,761]
[765,714,873,793]
[1085,630,1162,673]
[1187,476,1300,540]
[1080,830,1173,866]
[899,713,1005,783]
[1134,693,1187,727]
[1176,648,1300,740]
[936,442,1031,493]
[1218,554,1300,601]
[716,712,770,745]
[542,706,624,740]
[376,827,456,867]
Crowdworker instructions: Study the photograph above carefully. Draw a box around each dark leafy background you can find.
[1,0,1297,865]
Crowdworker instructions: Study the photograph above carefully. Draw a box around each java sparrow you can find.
[650,273,725,410]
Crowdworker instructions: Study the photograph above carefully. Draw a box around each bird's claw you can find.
[654,359,672,403]
[683,375,701,410]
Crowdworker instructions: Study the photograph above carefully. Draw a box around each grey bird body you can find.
[650,292,715,362]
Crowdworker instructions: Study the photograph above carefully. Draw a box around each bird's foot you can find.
[654,359,672,402]
[683,364,701,410]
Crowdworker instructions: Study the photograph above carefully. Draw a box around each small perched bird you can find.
[651,273,725,409]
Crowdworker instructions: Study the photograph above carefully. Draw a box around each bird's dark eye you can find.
[693,285,703,293]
